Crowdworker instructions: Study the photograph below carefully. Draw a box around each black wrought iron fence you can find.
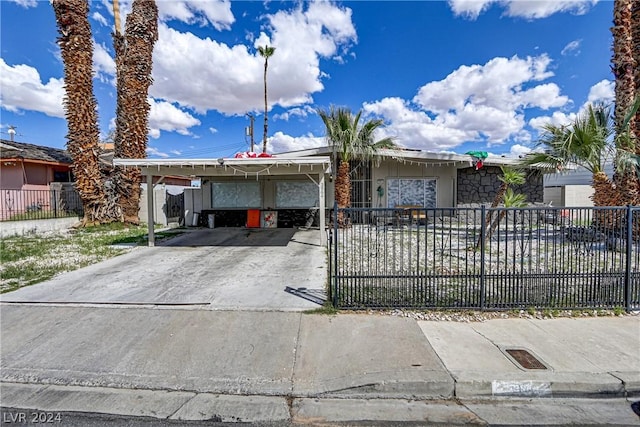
[1,189,83,221]
[328,205,640,311]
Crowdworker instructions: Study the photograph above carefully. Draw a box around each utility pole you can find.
[246,114,255,152]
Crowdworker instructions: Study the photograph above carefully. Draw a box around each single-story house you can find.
[114,146,542,246]
[0,139,73,190]
[279,146,542,209]
[543,163,614,207]
[0,139,77,219]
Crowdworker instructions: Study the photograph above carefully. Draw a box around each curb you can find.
[2,382,639,426]
[453,371,638,399]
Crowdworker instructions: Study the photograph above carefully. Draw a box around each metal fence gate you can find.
[165,191,185,225]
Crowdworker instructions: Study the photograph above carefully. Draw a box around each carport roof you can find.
[113,156,332,178]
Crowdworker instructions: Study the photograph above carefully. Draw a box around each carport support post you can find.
[319,173,326,246]
[146,172,155,247]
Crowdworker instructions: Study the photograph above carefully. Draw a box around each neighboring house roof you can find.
[0,139,72,165]
[544,163,615,187]
[276,145,521,168]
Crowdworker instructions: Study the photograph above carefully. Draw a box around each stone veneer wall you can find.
[456,166,543,206]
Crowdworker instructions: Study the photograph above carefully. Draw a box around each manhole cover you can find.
[505,349,547,370]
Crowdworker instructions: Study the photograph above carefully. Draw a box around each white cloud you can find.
[447,0,494,19]
[361,55,570,150]
[209,127,218,134]
[147,146,170,158]
[148,98,201,138]
[150,2,356,115]
[587,79,614,104]
[561,39,582,56]
[156,0,235,31]
[448,0,599,20]
[274,105,316,121]
[504,0,598,19]
[269,131,324,154]
[92,12,109,27]
[8,0,37,8]
[413,55,556,114]
[509,144,533,158]
[529,111,576,130]
[363,97,474,151]
[93,41,116,82]
[0,59,65,118]
[527,80,612,133]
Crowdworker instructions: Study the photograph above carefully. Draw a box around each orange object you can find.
[247,209,261,228]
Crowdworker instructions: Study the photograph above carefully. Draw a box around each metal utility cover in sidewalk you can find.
[503,348,549,370]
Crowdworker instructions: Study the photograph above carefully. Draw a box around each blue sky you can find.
[0,0,614,159]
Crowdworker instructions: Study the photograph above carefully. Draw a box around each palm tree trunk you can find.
[335,160,351,227]
[53,0,118,225]
[592,171,622,229]
[485,210,507,243]
[632,1,640,149]
[113,0,158,224]
[612,0,638,204]
[262,57,269,153]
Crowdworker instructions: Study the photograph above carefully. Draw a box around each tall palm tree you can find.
[520,104,619,208]
[632,2,640,148]
[318,106,395,227]
[53,0,117,225]
[612,0,635,138]
[112,0,158,224]
[258,45,275,154]
[611,0,638,205]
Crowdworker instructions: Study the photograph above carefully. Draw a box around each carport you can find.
[113,156,331,246]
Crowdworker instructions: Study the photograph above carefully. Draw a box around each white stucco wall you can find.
[563,184,594,207]
[543,184,594,207]
[139,183,189,226]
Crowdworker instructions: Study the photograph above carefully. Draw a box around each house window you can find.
[387,178,436,208]
[275,181,317,208]
[53,170,71,182]
[212,182,261,208]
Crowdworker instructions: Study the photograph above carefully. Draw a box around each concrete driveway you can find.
[0,228,327,311]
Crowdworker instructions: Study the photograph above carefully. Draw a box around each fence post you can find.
[332,200,339,308]
[480,205,486,310]
[53,189,58,218]
[625,205,633,312]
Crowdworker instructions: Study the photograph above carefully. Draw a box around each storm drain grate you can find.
[505,349,547,370]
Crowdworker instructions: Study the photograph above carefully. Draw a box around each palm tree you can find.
[485,188,528,243]
[611,0,639,206]
[258,45,275,154]
[632,2,640,149]
[489,167,526,209]
[112,0,158,224]
[53,0,117,225]
[476,166,525,249]
[520,104,619,208]
[318,106,395,227]
[612,0,635,138]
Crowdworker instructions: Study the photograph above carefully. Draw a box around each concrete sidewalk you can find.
[1,304,639,424]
